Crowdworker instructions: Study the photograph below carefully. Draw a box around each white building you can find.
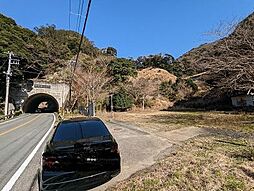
[231,89,254,107]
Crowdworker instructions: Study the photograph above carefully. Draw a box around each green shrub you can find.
[113,89,134,111]
[159,80,177,101]
[186,79,198,92]
[108,58,137,84]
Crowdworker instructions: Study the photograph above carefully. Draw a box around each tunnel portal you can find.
[22,93,59,113]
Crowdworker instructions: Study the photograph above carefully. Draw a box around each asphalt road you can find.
[0,113,55,191]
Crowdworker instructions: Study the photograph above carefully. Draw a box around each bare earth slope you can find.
[131,67,177,84]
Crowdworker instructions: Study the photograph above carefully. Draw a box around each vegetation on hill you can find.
[1,13,187,111]
[109,58,137,84]
[135,54,184,77]
[1,11,254,111]
[0,13,108,107]
[126,12,254,110]
[0,14,99,77]
[176,12,254,97]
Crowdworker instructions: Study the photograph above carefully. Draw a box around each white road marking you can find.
[1,114,56,191]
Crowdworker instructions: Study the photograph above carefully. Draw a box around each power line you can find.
[77,0,85,33]
[25,65,42,72]
[68,0,72,30]
[73,0,92,75]
[0,60,7,70]
[19,70,41,74]
[75,0,82,32]
[69,0,92,102]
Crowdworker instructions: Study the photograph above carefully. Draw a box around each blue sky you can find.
[0,0,254,59]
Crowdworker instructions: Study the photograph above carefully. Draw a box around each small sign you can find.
[34,84,51,89]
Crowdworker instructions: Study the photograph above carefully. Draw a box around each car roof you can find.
[60,117,102,124]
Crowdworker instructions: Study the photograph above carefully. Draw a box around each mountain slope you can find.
[176,12,254,95]
[0,13,99,81]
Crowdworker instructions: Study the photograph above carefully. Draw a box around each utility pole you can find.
[4,52,19,116]
[109,94,113,118]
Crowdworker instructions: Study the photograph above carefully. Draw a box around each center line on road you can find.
[1,114,56,191]
[0,115,40,137]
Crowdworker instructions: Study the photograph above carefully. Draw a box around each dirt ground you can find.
[96,111,254,191]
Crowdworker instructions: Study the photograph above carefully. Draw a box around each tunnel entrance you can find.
[22,93,59,113]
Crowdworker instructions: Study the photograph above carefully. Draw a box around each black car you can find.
[38,117,121,191]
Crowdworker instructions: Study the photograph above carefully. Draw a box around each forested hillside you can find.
[0,13,109,106]
[153,12,254,110]
[2,11,253,111]
[175,12,254,97]
[0,13,179,111]
[0,13,99,81]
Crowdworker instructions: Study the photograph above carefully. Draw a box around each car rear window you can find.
[80,121,110,138]
[53,122,82,141]
[53,120,110,142]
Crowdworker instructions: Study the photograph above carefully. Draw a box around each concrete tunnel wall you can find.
[22,93,59,113]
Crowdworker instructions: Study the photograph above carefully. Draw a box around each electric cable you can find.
[69,0,92,101]
[72,0,92,75]
[68,0,72,30]
[77,0,85,33]
[0,60,7,70]
[75,0,82,32]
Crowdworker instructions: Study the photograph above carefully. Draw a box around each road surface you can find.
[0,113,55,191]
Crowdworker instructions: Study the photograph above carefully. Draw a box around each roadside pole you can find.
[110,94,113,118]
[4,52,19,116]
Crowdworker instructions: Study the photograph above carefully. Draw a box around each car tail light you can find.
[42,155,58,169]
[111,143,119,154]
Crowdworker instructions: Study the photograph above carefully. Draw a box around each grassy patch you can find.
[98,111,254,133]
[98,111,254,190]
[223,175,246,191]
[108,137,254,191]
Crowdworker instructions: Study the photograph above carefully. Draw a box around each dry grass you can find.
[98,111,254,191]
[109,136,254,191]
[60,113,84,120]
[98,111,254,133]
[129,67,177,84]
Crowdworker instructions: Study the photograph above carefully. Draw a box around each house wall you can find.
[231,95,254,107]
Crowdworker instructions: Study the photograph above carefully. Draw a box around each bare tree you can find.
[207,18,254,93]
[182,16,254,95]
[128,76,161,110]
[72,56,111,115]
